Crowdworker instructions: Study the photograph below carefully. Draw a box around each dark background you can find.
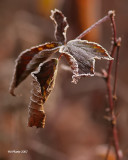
[0,0,128,160]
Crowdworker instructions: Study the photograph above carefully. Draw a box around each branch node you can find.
[112,119,116,126]
[111,112,117,126]
[117,37,122,46]
[113,95,117,101]
[108,10,115,17]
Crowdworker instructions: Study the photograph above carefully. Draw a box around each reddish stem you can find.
[106,13,122,160]
[75,10,122,160]
[113,38,121,100]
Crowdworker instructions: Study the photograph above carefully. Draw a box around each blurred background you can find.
[0,0,128,160]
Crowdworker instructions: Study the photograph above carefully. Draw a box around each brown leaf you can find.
[61,52,79,84]
[50,9,69,43]
[9,42,60,96]
[59,39,113,83]
[28,58,58,128]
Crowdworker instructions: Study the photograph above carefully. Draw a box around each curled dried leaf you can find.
[50,9,69,43]
[10,42,60,96]
[59,39,113,83]
[28,58,58,128]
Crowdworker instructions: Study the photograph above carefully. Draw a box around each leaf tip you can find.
[72,75,79,84]
[50,8,60,19]
[104,51,114,61]
[109,56,114,61]
[9,86,16,96]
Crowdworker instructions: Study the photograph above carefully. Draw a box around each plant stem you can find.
[106,13,122,160]
[75,10,122,159]
[76,11,114,39]
[113,38,121,101]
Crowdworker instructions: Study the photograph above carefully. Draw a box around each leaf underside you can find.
[28,58,58,128]
[50,9,69,44]
[59,39,113,83]
[9,42,60,96]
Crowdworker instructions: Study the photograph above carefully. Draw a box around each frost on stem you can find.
[108,10,115,17]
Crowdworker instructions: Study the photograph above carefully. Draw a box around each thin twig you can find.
[106,12,122,160]
[113,38,121,101]
[75,10,122,160]
[76,11,114,39]
[95,72,105,78]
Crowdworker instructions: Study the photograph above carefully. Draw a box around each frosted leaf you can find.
[28,58,58,128]
[9,42,60,96]
[59,39,113,83]
[50,9,69,43]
